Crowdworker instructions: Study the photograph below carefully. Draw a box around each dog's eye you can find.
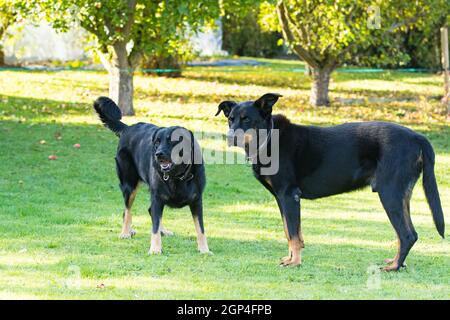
[242,116,250,122]
[154,138,160,146]
[229,117,234,122]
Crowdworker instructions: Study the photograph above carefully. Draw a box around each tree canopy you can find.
[259,0,450,106]
[26,0,222,114]
[0,0,26,65]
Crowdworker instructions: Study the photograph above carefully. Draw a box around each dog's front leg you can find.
[189,198,211,254]
[276,187,303,267]
[148,198,164,254]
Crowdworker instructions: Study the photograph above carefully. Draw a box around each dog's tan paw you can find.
[280,256,292,264]
[279,256,301,267]
[382,264,399,272]
[119,229,136,239]
[160,228,174,237]
[381,262,405,272]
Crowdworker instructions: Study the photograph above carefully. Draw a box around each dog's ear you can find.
[254,93,282,118]
[151,128,161,143]
[215,101,237,118]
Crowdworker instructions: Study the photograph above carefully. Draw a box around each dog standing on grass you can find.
[94,97,210,255]
[216,93,445,271]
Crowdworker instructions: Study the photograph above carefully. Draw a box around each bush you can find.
[140,37,193,78]
[142,54,182,78]
[222,10,283,58]
[404,29,443,71]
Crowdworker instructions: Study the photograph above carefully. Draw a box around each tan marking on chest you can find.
[264,177,272,187]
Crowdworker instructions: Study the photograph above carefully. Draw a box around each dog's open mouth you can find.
[159,159,173,171]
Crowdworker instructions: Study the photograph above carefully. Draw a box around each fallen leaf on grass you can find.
[48,155,58,160]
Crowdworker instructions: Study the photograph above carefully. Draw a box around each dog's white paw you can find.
[199,247,213,255]
[160,228,174,237]
[119,228,136,239]
[148,247,162,255]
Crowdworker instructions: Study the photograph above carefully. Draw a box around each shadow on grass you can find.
[0,95,92,119]
[1,94,448,157]
[181,67,441,97]
[0,116,448,298]
[1,230,448,298]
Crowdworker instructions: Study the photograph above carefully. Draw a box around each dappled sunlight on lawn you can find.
[333,79,442,96]
[0,61,449,299]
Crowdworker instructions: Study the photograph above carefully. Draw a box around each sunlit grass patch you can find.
[0,58,449,299]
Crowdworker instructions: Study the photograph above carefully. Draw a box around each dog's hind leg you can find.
[116,153,139,239]
[120,187,138,239]
[378,173,419,271]
[189,198,210,254]
[383,186,415,265]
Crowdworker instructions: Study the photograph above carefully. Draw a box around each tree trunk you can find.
[310,68,332,106]
[0,46,5,66]
[107,43,135,116]
[109,66,134,116]
[304,64,312,76]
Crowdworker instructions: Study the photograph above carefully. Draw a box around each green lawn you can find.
[0,59,449,299]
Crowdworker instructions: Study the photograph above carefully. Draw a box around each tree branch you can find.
[122,0,137,41]
[276,0,319,68]
[282,2,306,43]
[96,49,113,73]
[387,14,424,33]
[102,15,115,39]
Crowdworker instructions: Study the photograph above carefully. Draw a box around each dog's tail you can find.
[93,97,128,137]
[418,136,445,238]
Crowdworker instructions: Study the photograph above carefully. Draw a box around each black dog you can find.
[94,97,209,254]
[216,93,445,271]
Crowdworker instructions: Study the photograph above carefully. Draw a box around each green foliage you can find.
[349,2,449,69]
[0,0,25,64]
[260,0,450,70]
[404,29,442,70]
[222,8,284,58]
[0,0,15,36]
[28,0,221,69]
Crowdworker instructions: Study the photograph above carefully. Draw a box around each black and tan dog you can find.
[216,93,445,271]
[94,97,210,254]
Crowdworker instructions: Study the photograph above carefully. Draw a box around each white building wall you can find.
[4,21,225,64]
[191,20,227,56]
[5,23,88,64]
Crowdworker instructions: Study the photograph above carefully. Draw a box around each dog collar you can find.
[161,163,194,182]
[246,117,274,164]
[175,164,194,181]
[161,131,195,182]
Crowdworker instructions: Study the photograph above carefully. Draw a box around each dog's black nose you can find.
[155,151,163,158]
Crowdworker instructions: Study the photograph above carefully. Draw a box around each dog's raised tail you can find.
[93,97,127,136]
[419,136,445,238]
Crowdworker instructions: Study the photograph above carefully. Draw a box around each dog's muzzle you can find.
[155,152,174,171]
